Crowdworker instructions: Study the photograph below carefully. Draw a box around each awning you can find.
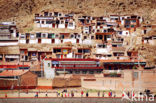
[5,55,19,58]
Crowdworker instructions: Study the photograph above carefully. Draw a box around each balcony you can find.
[52,64,102,70]
[103,70,123,77]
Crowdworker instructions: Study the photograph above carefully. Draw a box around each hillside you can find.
[0,0,156,66]
[0,0,156,31]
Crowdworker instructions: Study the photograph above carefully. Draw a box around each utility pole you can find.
[64,65,66,77]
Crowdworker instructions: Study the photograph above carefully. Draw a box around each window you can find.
[48,63,50,67]
[132,20,136,22]
[68,23,73,27]
[99,35,103,39]
[78,49,83,53]
[75,71,80,74]
[76,54,82,58]
[84,36,87,39]
[49,13,52,16]
[89,71,94,74]
[97,71,101,74]
[107,35,111,38]
[44,12,48,16]
[131,25,134,27]
[55,34,59,38]
[108,28,114,32]
[91,36,94,39]
[60,35,64,39]
[52,61,59,67]
[30,34,35,39]
[32,53,36,56]
[36,20,40,23]
[82,70,87,74]
[20,50,25,54]
[104,30,107,33]
[54,12,58,16]
[16,32,19,37]
[125,25,130,28]
[10,30,14,33]
[42,34,46,38]
[97,22,101,25]
[20,34,25,38]
[125,19,130,23]
[107,55,112,57]
[96,35,99,39]
[84,49,90,53]
[56,54,61,58]
[42,21,44,24]
[46,20,53,24]
[77,35,80,38]
[98,44,106,48]
[61,21,64,24]
[87,20,89,23]
[70,35,74,38]
[112,44,117,47]
[53,49,61,53]
[59,13,62,16]
[36,33,41,38]
[48,33,55,38]
[133,72,138,79]
[85,27,89,30]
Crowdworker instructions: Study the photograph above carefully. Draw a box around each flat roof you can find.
[0,65,30,69]
[100,59,145,63]
[0,70,29,77]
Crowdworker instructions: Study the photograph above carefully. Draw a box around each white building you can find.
[44,59,55,79]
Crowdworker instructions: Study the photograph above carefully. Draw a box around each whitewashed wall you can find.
[19,40,26,44]
[29,39,38,44]
[82,39,93,45]
[42,39,51,44]
[55,39,61,44]
[63,39,76,44]
[0,42,18,46]
[58,24,65,28]
[44,60,55,79]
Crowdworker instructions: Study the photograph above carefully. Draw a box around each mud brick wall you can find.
[20,71,38,87]
[52,78,81,88]
[0,79,18,89]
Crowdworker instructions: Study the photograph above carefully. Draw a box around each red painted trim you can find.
[54,64,97,65]
[36,86,52,89]
[0,65,30,69]
[54,67,103,69]
[0,86,36,90]
[96,32,114,35]
[45,58,99,61]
